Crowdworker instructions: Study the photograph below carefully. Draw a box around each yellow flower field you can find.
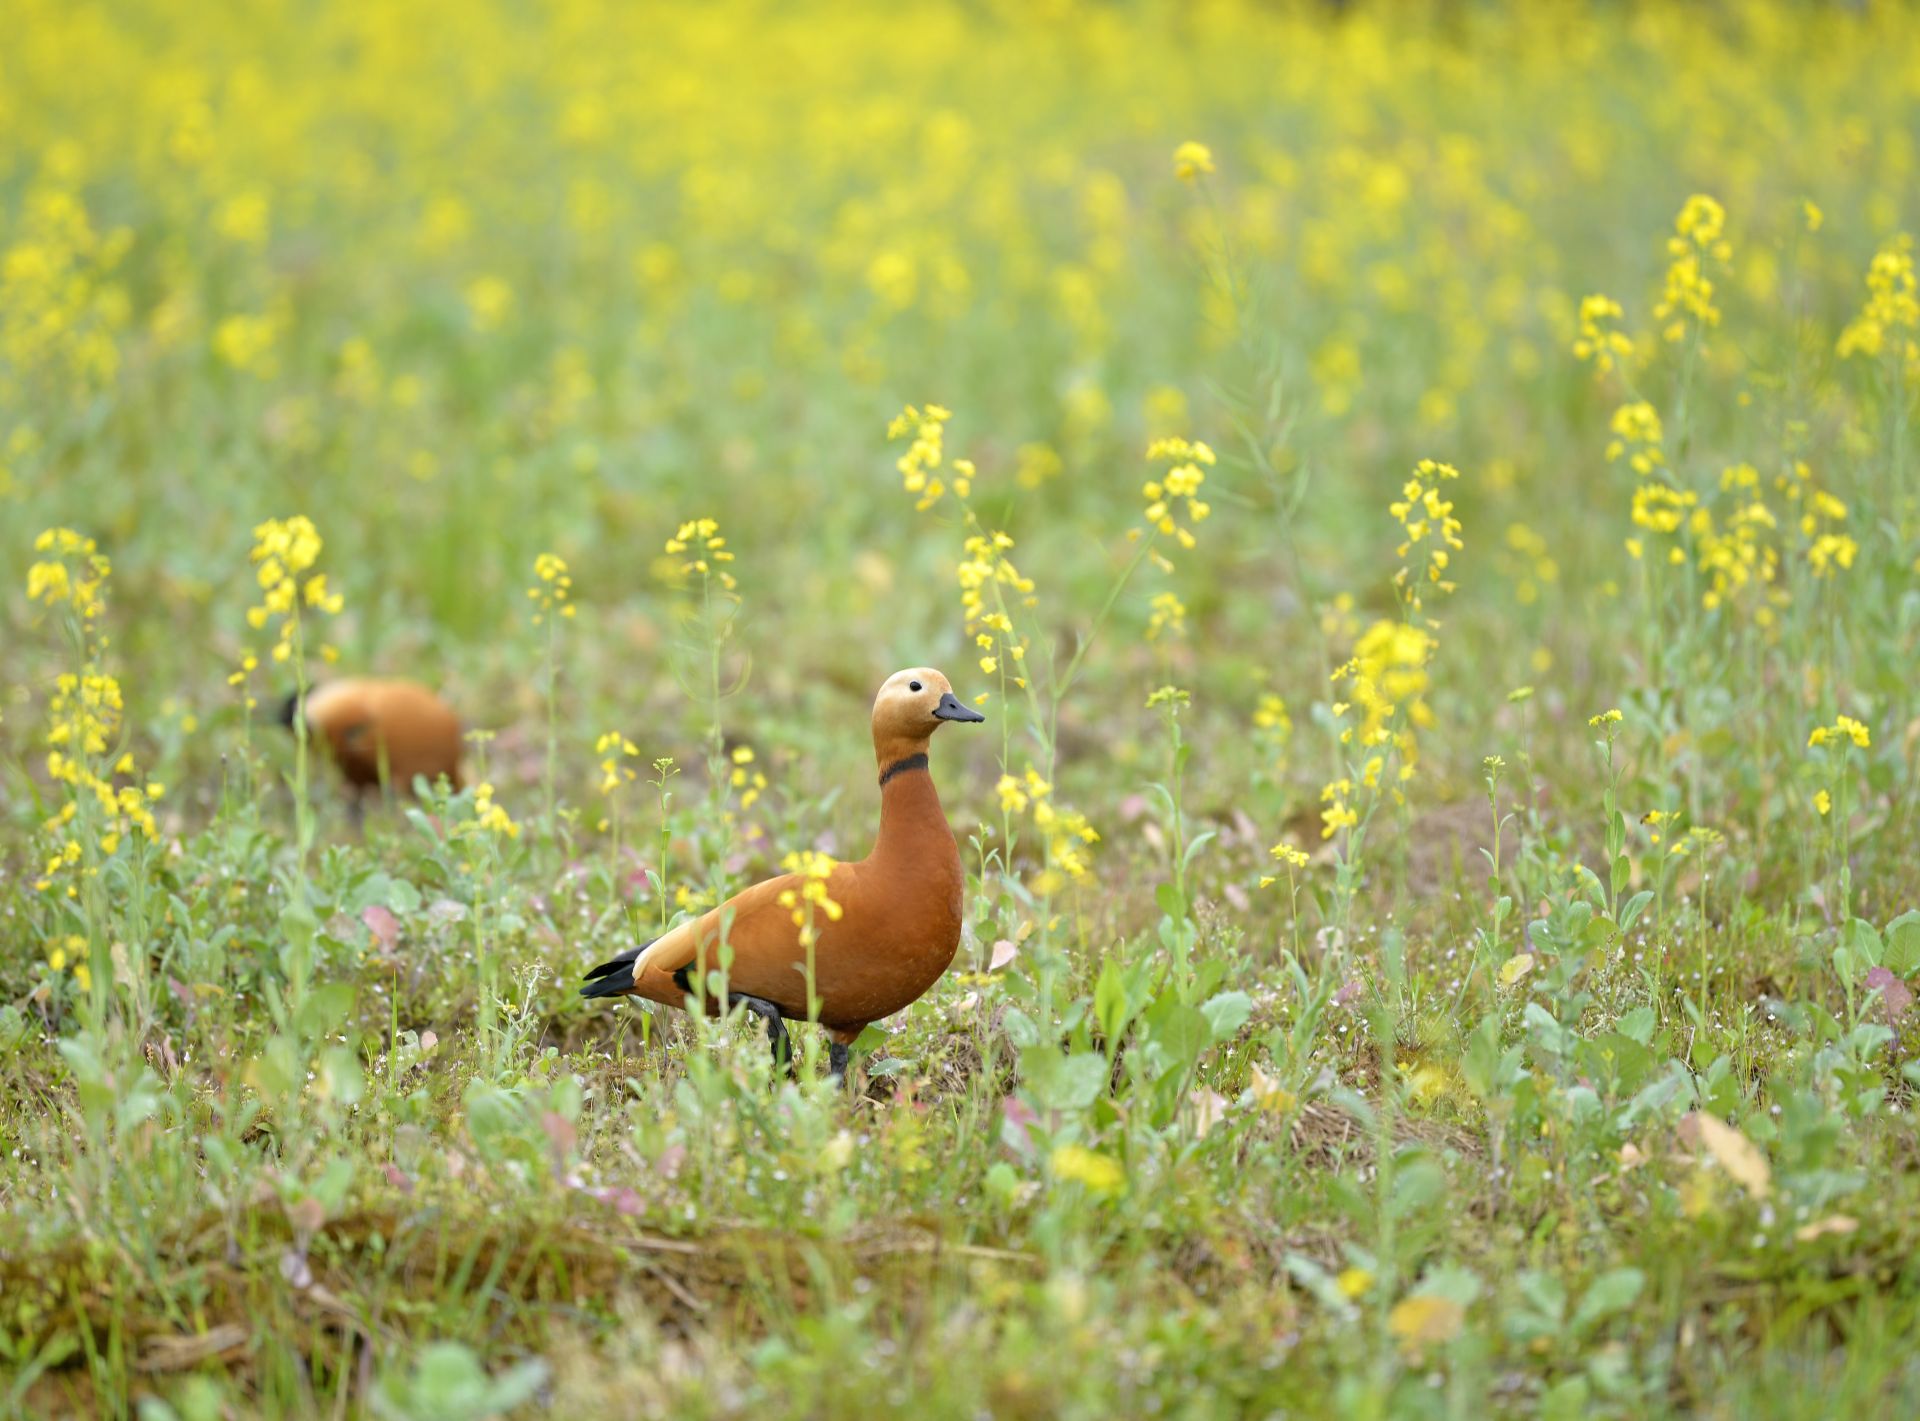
[4,1,1920,1414]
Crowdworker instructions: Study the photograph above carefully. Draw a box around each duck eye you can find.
[909,680,923,692]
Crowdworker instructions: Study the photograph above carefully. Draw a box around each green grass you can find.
[6,0,1920,1415]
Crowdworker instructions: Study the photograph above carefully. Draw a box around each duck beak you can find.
[933,691,986,723]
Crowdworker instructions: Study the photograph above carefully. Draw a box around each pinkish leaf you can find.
[989,939,1018,972]
[279,1249,312,1290]
[361,904,400,947]
[383,1163,414,1194]
[1865,967,1915,1018]
[541,1111,577,1163]
[286,1196,325,1235]
[1332,979,1363,1008]
[418,1030,438,1052]
[591,1186,644,1216]
[656,1144,687,1179]
[1000,1096,1040,1159]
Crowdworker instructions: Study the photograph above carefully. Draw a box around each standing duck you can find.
[281,678,464,799]
[581,667,984,1079]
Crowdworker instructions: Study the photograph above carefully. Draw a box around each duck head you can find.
[871,666,984,767]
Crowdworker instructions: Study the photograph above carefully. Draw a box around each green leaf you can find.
[1000,1007,1041,1050]
[462,1081,530,1164]
[1415,1262,1483,1307]
[279,901,317,952]
[1381,926,1407,992]
[1018,1048,1108,1112]
[1201,990,1253,1043]
[1884,910,1920,974]
[1140,1000,1211,1079]
[1181,829,1218,873]
[1524,1003,1573,1059]
[1617,1005,1657,1046]
[1154,882,1185,920]
[1094,958,1143,1048]
[1619,889,1654,934]
[1845,918,1884,968]
[296,982,357,1040]
[1569,1267,1644,1333]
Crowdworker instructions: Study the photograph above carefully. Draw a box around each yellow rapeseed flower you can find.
[1836,234,1918,370]
[528,551,576,624]
[1807,715,1870,749]
[1654,194,1730,344]
[1137,437,1214,565]
[1572,294,1634,375]
[664,518,737,591]
[1050,1143,1125,1195]
[1172,141,1216,181]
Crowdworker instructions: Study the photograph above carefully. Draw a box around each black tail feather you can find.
[579,939,653,999]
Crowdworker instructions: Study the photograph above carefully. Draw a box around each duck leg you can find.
[828,1041,851,1085]
[735,994,793,1075]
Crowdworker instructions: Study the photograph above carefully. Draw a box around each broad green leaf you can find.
[1569,1267,1644,1333]
[295,982,357,1039]
[1619,889,1654,934]
[1018,1047,1108,1112]
[1201,990,1253,1043]
[1884,910,1920,975]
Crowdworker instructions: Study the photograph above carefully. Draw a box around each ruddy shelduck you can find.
[581,667,984,1078]
[281,678,464,798]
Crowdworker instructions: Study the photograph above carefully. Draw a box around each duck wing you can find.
[625,872,804,981]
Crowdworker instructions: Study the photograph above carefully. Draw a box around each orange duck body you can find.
[582,667,984,1068]
[285,678,463,794]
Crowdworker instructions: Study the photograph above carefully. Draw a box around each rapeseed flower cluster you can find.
[469,781,520,840]
[1172,142,1216,182]
[1606,402,1666,477]
[1653,194,1730,345]
[1252,693,1292,770]
[0,185,130,401]
[887,404,1030,692]
[1807,716,1870,750]
[1319,460,1467,841]
[23,530,165,903]
[1146,591,1187,641]
[888,404,969,510]
[778,850,843,948]
[528,552,576,624]
[1138,437,1214,567]
[1572,294,1634,376]
[596,732,639,796]
[245,516,342,667]
[1787,464,1859,578]
[1836,236,1918,372]
[27,528,111,620]
[1388,459,1463,609]
[729,745,768,811]
[1050,1144,1125,1197]
[996,768,1099,895]
[664,520,737,592]
[957,531,1035,685]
